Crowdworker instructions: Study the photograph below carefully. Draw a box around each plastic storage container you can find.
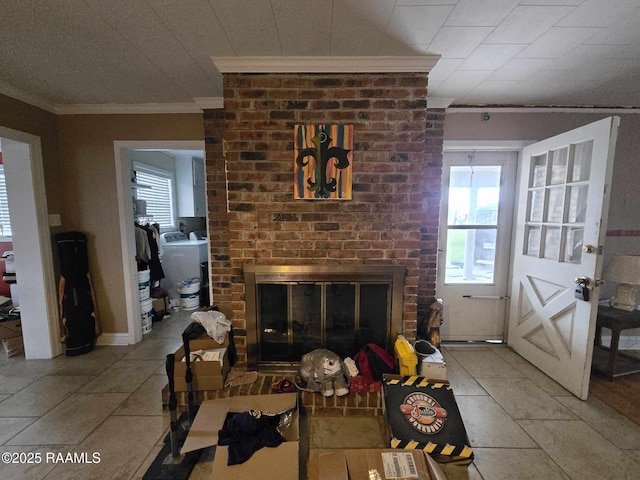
[394,335,418,376]
[178,277,200,310]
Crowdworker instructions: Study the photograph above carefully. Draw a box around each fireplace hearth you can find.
[244,265,405,369]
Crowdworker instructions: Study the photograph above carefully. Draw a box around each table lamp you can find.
[605,254,640,311]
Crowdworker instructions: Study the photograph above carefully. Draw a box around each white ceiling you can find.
[2,0,640,113]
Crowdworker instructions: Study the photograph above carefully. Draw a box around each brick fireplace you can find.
[203,65,444,368]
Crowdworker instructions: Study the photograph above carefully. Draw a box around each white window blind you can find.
[0,165,12,238]
[133,163,176,229]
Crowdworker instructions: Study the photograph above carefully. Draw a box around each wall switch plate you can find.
[48,213,62,227]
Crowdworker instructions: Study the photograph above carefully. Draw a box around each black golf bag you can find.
[55,231,99,356]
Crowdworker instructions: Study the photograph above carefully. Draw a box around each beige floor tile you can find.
[446,350,526,378]
[0,418,36,445]
[0,358,59,377]
[49,346,133,377]
[79,360,162,393]
[456,395,537,448]
[44,416,166,480]
[112,374,169,416]
[511,361,571,396]
[309,416,388,449]
[476,377,577,420]
[0,374,39,394]
[472,447,570,480]
[555,395,640,450]
[0,394,8,402]
[488,344,528,363]
[0,375,94,417]
[0,446,68,480]
[7,393,129,445]
[446,363,488,395]
[122,338,184,361]
[439,461,485,480]
[625,449,640,462]
[519,419,640,479]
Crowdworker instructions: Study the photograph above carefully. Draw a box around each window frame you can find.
[0,164,12,240]
[132,161,177,231]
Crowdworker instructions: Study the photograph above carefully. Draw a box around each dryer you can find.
[159,232,208,300]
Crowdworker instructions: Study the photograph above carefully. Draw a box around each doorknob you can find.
[583,245,596,254]
[574,276,591,286]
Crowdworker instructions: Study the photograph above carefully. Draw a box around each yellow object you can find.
[394,335,417,376]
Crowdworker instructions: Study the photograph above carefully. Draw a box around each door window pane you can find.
[570,141,593,182]
[546,187,565,223]
[526,226,541,257]
[563,227,584,264]
[528,189,544,222]
[567,185,589,223]
[549,147,568,185]
[531,154,547,187]
[543,227,561,261]
[445,228,496,283]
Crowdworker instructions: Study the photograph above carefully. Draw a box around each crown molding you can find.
[54,101,222,115]
[212,56,440,73]
[427,97,454,109]
[447,106,640,114]
[193,97,224,109]
[0,81,57,113]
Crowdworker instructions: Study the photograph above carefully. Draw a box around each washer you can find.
[159,232,208,300]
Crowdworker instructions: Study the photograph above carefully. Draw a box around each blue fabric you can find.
[218,410,285,465]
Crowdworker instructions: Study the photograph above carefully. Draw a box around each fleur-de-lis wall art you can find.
[294,124,353,199]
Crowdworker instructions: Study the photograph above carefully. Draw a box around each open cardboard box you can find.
[173,334,230,391]
[308,449,447,480]
[383,374,473,465]
[181,393,299,480]
[419,360,447,382]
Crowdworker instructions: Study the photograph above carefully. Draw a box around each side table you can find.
[593,305,640,381]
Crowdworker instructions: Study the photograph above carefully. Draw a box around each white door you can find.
[508,117,619,399]
[437,150,517,341]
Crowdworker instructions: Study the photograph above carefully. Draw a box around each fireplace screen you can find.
[244,266,405,368]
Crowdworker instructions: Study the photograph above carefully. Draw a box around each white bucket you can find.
[178,278,200,310]
[138,285,150,301]
[140,298,153,334]
[138,269,151,284]
[138,269,151,300]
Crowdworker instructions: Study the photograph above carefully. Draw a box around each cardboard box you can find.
[383,374,473,465]
[308,449,447,480]
[173,335,230,391]
[180,393,299,480]
[419,361,447,382]
[2,335,24,357]
[0,318,21,340]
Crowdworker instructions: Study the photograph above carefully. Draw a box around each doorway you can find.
[437,146,520,341]
[113,140,206,345]
[0,127,59,358]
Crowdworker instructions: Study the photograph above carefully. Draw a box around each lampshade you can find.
[605,254,640,310]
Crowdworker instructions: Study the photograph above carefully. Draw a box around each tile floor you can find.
[1,311,640,479]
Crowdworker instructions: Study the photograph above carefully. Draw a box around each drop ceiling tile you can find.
[377,37,428,55]
[519,0,583,5]
[517,27,602,58]
[386,5,454,45]
[330,0,395,54]
[427,27,495,58]
[489,58,553,81]
[396,0,457,5]
[271,0,332,55]
[210,0,281,55]
[485,6,575,44]
[583,15,640,45]
[557,0,639,28]
[445,0,521,27]
[150,6,235,55]
[427,58,465,88]
[459,44,525,70]
[429,70,494,97]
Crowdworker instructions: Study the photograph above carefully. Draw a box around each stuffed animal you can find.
[296,348,349,397]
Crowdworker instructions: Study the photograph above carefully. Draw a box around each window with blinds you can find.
[0,165,12,238]
[133,163,176,230]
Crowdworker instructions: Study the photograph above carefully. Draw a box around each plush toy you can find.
[296,348,349,397]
